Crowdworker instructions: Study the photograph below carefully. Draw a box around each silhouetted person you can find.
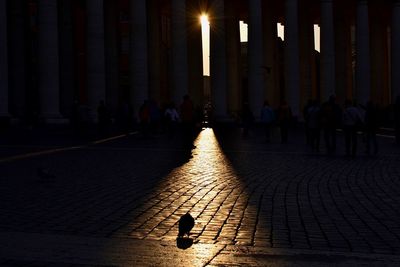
[277,100,292,144]
[180,95,195,148]
[194,105,204,132]
[260,100,275,143]
[307,100,321,152]
[139,100,150,137]
[118,101,133,134]
[395,96,400,145]
[149,99,161,134]
[97,100,110,135]
[178,212,195,238]
[303,99,313,145]
[343,100,363,157]
[242,102,254,138]
[164,102,180,138]
[321,95,341,154]
[364,101,379,155]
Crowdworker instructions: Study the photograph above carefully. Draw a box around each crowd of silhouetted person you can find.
[68,95,204,149]
[6,92,400,157]
[68,93,400,156]
[251,95,400,157]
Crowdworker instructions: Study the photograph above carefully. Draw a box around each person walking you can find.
[260,100,275,143]
[164,102,180,138]
[364,101,379,155]
[303,99,313,145]
[242,102,254,139]
[277,100,292,144]
[342,100,363,157]
[180,95,195,149]
[321,95,342,154]
[307,100,321,152]
[139,100,151,137]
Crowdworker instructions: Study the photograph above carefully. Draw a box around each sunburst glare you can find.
[200,14,209,26]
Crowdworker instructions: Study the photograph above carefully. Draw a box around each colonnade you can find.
[0,0,398,123]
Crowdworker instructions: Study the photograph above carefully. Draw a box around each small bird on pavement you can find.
[178,212,195,238]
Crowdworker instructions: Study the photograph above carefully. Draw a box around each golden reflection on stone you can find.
[128,127,264,264]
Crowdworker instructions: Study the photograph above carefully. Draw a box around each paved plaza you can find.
[1,125,400,266]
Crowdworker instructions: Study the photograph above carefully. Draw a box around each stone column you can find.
[130,0,148,113]
[8,0,26,118]
[87,0,106,120]
[147,0,162,103]
[38,0,62,121]
[105,0,119,115]
[171,0,188,105]
[298,0,314,112]
[392,0,400,101]
[320,0,336,102]
[225,0,241,117]
[210,0,227,120]
[0,0,8,117]
[59,0,75,117]
[334,5,352,104]
[186,1,204,108]
[370,5,389,106]
[248,0,264,118]
[262,0,279,108]
[355,0,371,106]
[285,0,301,117]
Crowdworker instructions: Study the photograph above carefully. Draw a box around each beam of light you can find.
[314,24,321,52]
[277,23,284,40]
[200,14,210,76]
[239,21,248,42]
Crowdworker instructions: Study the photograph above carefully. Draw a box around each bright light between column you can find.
[277,23,285,40]
[239,21,248,42]
[314,24,320,52]
[200,14,210,76]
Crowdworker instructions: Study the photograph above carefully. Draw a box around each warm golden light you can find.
[200,14,209,26]
[200,14,210,76]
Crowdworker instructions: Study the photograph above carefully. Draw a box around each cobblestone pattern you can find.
[1,129,400,256]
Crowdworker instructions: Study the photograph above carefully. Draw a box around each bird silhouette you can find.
[178,212,195,238]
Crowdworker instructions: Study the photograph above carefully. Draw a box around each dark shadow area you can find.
[176,237,194,250]
[0,124,198,237]
[212,122,400,255]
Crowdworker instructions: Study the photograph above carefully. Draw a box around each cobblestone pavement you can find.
[1,125,400,266]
